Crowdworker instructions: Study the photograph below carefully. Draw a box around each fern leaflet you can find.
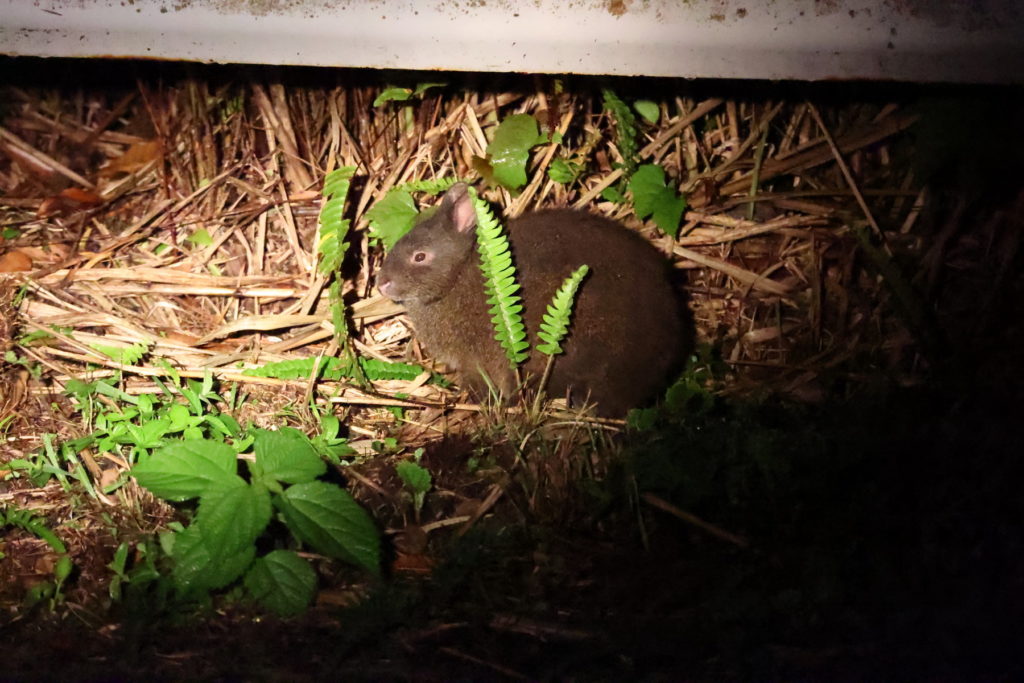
[468,188,529,366]
[317,166,356,276]
[536,265,589,356]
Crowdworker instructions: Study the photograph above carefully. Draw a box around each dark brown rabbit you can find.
[377,183,684,416]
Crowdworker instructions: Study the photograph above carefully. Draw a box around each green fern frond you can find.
[602,89,639,175]
[468,188,529,367]
[329,278,348,346]
[399,177,460,194]
[89,341,150,365]
[317,166,356,276]
[243,356,429,382]
[536,265,589,356]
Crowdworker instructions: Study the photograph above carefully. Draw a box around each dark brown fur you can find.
[378,184,683,416]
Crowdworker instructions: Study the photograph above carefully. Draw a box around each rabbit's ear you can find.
[442,183,477,234]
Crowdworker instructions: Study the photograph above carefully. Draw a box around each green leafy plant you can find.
[13,367,243,496]
[317,166,369,386]
[319,167,357,354]
[366,177,459,249]
[373,83,446,134]
[634,100,660,124]
[533,265,591,409]
[484,114,547,191]
[468,187,529,367]
[372,82,445,107]
[132,427,380,615]
[547,158,582,185]
[602,89,639,174]
[185,228,213,247]
[0,507,73,608]
[600,186,627,204]
[396,450,432,520]
[536,265,590,356]
[243,356,429,382]
[318,167,355,277]
[89,340,150,366]
[309,412,357,464]
[629,163,687,237]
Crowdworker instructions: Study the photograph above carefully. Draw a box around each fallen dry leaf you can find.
[99,139,162,178]
[0,250,33,272]
[36,187,103,218]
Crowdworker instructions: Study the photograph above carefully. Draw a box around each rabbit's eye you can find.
[412,251,428,263]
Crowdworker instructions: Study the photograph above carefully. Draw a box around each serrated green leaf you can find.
[630,164,668,218]
[396,460,432,495]
[133,440,239,501]
[194,478,272,556]
[652,193,686,238]
[470,188,529,366]
[244,550,317,617]
[253,427,326,485]
[277,481,380,575]
[366,189,419,250]
[242,356,428,382]
[634,100,660,124]
[322,166,355,198]
[170,523,256,595]
[373,87,412,107]
[603,89,638,173]
[89,341,149,365]
[629,164,686,238]
[548,158,580,184]
[486,114,545,191]
[398,177,459,194]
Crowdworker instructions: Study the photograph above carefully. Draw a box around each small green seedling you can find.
[1,507,73,609]
[396,449,432,520]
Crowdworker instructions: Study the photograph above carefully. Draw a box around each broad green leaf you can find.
[195,478,272,556]
[629,164,686,238]
[253,427,326,485]
[166,403,193,431]
[186,228,213,246]
[486,114,545,191]
[170,523,256,595]
[133,440,239,501]
[126,418,171,448]
[244,550,316,617]
[366,189,419,250]
[276,481,380,575]
[373,87,412,107]
[600,186,626,204]
[630,164,668,218]
[652,194,687,238]
[396,460,432,495]
[634,100,660,124]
